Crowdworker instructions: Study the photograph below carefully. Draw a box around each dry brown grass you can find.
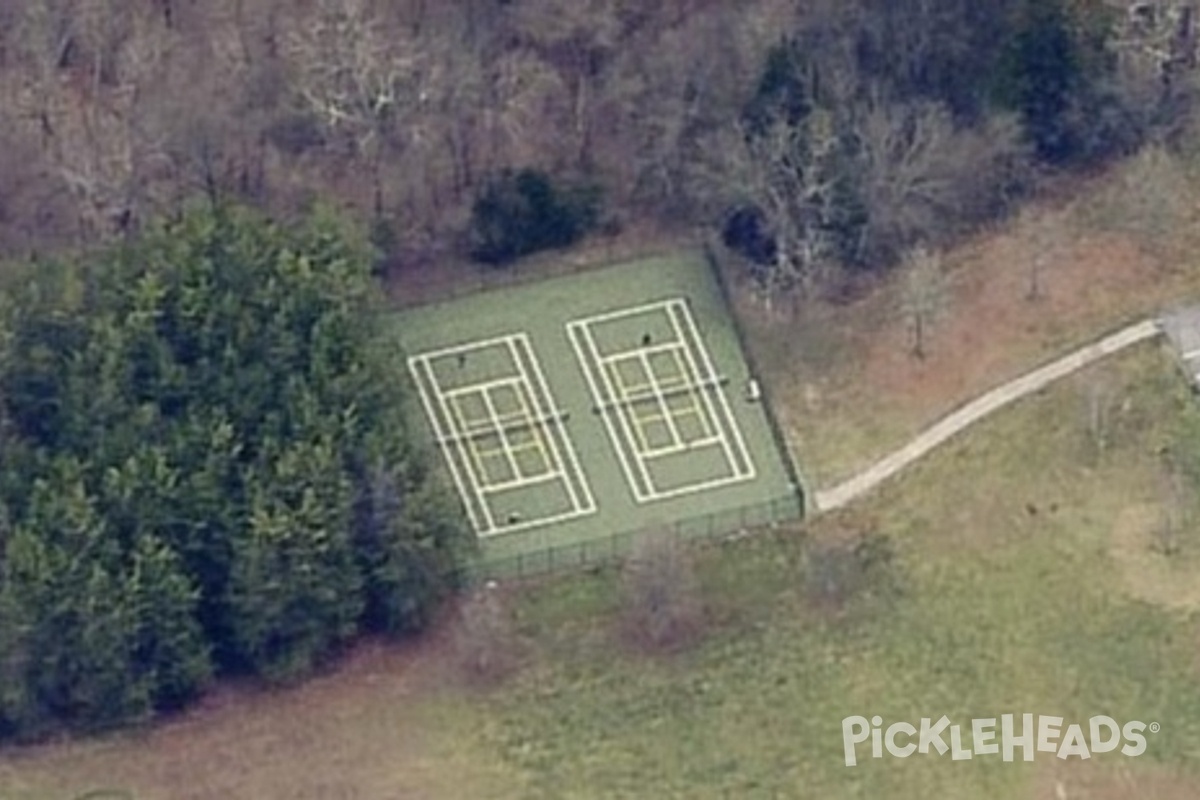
[1109,503,1200,613]
[739,163,1200,488]
[0,633,523,800]
[7,158,1200,800]
[1032,759,1200,800]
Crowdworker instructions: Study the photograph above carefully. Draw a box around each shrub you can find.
[0,205,468,738]
[620,531,705,653]
[453,584,518,686]
[469,168,602,265]
[804,532,898,612]
[721,205,777,267]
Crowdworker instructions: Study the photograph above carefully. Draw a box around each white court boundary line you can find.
[640,349,684,445]
[509,334,597,517]
[426,363,501,532]
[667,346,715,438]
[479,381,530,482]
[446,391,510,489]
[502,360,554,474]
[604,350,722,458]
[407,334,596,537]
[407,356,486,533]
[567,298,756,503]
[570,319,656,496]
[669,299,756,482]
[605,359,659,454]
[420,342,588,535]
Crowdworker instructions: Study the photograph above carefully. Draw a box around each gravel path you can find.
[812,319,1162,513]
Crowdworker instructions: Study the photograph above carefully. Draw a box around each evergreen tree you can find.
[0,204,467,738]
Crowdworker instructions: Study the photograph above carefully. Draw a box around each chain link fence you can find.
[461,493,802,583]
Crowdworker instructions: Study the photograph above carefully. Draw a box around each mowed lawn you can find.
[5,342,1200,798]
[431,342,1200,799]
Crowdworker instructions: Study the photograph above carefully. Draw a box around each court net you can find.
[592,374,729,414]
[437,410,568,446]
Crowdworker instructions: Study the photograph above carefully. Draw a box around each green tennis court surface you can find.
[390,253,802,571]
[407,333,595,536]
[567,298,755,500]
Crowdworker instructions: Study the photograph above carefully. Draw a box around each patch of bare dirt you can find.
[0,607,477,800]
[1032,758,1200,799]
[1109,503,1200,613]
[858,222,1161,429]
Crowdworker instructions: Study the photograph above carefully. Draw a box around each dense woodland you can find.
[0,207,466,739]
[0,0,1199,738]
[0,0,1197,284]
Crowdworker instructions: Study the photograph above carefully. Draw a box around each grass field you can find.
[390,254,801,573]
[7,171,1200,797]
[407,342,1200,799]
[6,341,1200,799]
[735,162,1200,490]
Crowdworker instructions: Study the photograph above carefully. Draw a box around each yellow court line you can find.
[507,383,552,472]
[607,360,660,453]
[667,347,714,438]
[478,450,512,485]
[448,391,530,489]
[504,431,552,476]
[448,392,492,436]
[447,392,498,485]
[469,430,516,485]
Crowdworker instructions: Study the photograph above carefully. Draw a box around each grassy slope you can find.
[420,343,1200,799]
[3,351,1200,800]
[6,313,1200,800]
[7,165,1200,797]
[736,162,1200,488]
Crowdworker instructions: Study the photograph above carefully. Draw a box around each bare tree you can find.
[898,245,949,360]
[853,98,956,263]
[1155,452,1189,556]
[1081,371,1115,461]
[285,0,426,217]
[453,583,519,685]
[507,0,622,170]
[695,110,843,308]
[1017,206,1067,301]
[73,0,135,93]
[43,7,170,241]
[1114,143,1194,248]
[613,4,776,216]
[1109,0,1200,126]
[4,1,93,174]
[852,96,1029,265]
[621,530,704,653]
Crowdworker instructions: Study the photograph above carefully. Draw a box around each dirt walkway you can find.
[812,319,1162,512]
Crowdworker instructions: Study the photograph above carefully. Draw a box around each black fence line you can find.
[458,494,802,584]
[391,258,598,309]
[402,243,809,584]
[701,242,811,517]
